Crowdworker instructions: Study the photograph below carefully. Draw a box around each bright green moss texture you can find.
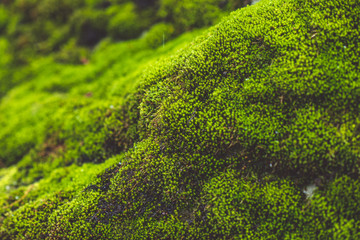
[1,0,360,239]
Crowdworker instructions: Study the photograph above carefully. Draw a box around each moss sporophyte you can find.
[0,0,360,239]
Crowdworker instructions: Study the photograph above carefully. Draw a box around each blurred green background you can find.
[0,0,253,99]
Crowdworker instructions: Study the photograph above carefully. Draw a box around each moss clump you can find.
[143,23,175,49]
[106,2,146,40]
[0,6,9,34]
[1,0,360,238]
[157,0,224,33]
[198,170,303,239]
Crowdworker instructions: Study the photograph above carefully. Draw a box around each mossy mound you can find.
[1,0,360,238]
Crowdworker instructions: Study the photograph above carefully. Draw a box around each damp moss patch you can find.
[1,0,360,238]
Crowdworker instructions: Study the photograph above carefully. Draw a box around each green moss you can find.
[0,156,120,239]
[302,175,360,239]
[157,0,225,33]
[1,0,360,238]
[106,2,145,40]
[143,23,175,49]
[54,38,90,64]
[0,38,13,97]
[0,28,204,168]
[197,170,303,239]
[0,6,9,34]
[69,8,109,46]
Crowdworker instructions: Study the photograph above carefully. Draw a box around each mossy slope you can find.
[0,0,247,97]
[1,0,360,239]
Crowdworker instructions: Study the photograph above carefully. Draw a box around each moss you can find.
[197,170,304,239]
[1,0,360,238]
[302,175,360,239]
[0,28,203,167]
[69,8,109,46]
[0,156,120,239]
[0,38,13,97]
[0,6,9,34]
[54,38,90,64]
[143,23,175,49]
[106,2,145,40]
[157,0,225,33]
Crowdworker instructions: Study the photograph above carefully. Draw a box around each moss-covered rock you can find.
[1,0,360,238]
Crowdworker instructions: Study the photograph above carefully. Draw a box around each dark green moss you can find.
[1,0,360,239]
